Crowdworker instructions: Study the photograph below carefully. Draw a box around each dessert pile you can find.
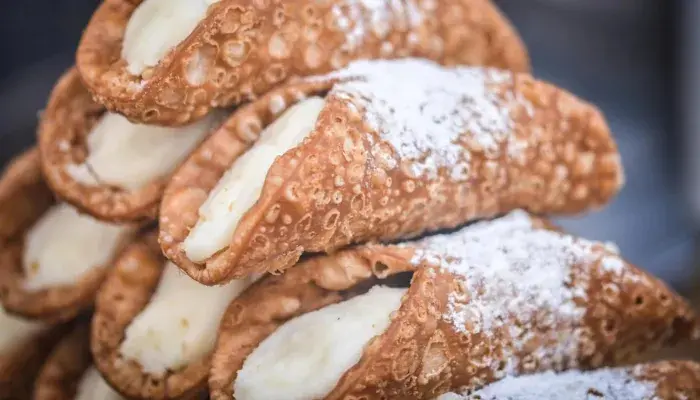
[0,1,697,399]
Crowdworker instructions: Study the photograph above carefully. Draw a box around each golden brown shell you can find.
[77,0,529,126]
[0,148,135,322]
[92,232,209,400]
[38,68,168,223]
[33,322,93,400]
[209,215,697,399]
[160,67,623,285]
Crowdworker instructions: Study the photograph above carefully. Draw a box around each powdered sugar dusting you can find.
[315,59,529,180]
[409,210,624,374]
[438,367,658,400]
[332,1,424,51]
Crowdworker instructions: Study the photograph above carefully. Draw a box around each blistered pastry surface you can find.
[0,148,128,322]
[209,244,417,398]
[209,212,697,399]
[33,323,93,400]
[234,286,406,400]
[183,97,325,262]
[160,60,623,284]
[77,0,528,125]
[119,261,257,376]
[331,215,696,399]
[39,68,205,223]
[91,233,210,400]
[439,361,700,400]
[122,0,221,76]
[160,79,333,283]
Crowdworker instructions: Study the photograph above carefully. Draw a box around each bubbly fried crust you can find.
[635,360,700,399]
[209,243,417,398]
[0,323,68,400]
[448,360,700,399]
[160,67,624,285]
[0,148,54,243]
[91,233,209,400]
[77,0,529,126]
[33,323,92,400]
[209,219,697,399]
[0,148,133,322]
[38,67,167,223]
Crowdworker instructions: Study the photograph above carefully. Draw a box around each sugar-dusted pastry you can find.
[436,361,700,400]
[160,59,624,285]
[0,149,136,322]
[33,322,125,400]
[39,68,225,223]
[91,232,258,399]
[76,0,529,126]
[0,304,62,399]
[208,211,697,400]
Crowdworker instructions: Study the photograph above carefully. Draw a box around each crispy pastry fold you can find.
[209,211,697,400]
[33,323,93,400]
[160,59,624,285]
[438,360,700,400]
[0,148,135,322]
[77,0,529,126]
[92,233,223,400]
[39,68,223,223]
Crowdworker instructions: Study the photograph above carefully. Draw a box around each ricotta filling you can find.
[67,112,220,191]
[119,262,259,376]
[183,97,325,262]
[0,304,46,355]
[234,286,406,400]
[22,204,132,291]
[75,367,124,400]
[123,0,221,76]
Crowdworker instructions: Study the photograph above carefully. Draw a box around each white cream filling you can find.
[234,286,406,400]
[123,0,221,75]
[119,262,259,376]
[22,204,132,291]
[0,304,46,356]
[183,97,325,262]
[66,112,220,191]
[75,367,124,400]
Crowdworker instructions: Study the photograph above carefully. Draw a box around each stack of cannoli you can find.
[0,1,698,399]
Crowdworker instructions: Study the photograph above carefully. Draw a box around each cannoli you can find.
[0,148,136,322]
[33,322,125,400]
[160,59,624,285]
[39,67,225,223]
[208,211,697,400]
[0,305,64,399]
[76,0,529,126]
[436,360,700,400]
[92,232,257,399]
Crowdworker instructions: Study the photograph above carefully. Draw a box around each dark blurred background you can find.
[0,1,697,299]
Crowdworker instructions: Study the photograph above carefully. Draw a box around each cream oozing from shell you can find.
[234,286,406,400]
[183,97,325,263]
[0,304,45,355]
[122,0,221,76]
[66,112,220,191]
[22,204,132,291]
[119,262,259,376]
[75,367,124,400]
